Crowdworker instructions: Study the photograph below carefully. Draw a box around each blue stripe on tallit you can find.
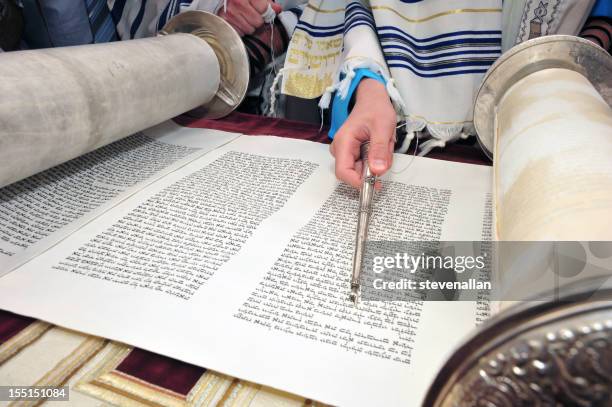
[157,1,172,30]
[130,0,148,38]
[345,18,376,34]
[288,7,304,18]
[110,0,127,24]
[378,27,501,43]
[384,54,496,70]
[344,1,375,34]
[297,20,345,31]
[386,63,489,77]
[295,26,345,37]
[157,0,192,30]
[382,43,500,60]
[380,25,499,76]
[378,33,500,52]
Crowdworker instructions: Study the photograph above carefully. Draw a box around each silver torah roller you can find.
[160,11,250,119]
[0,10,250,189]
[473,35,612,160]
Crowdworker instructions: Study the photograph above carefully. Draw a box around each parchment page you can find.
[0,136,491,406]
[0,121,239,274]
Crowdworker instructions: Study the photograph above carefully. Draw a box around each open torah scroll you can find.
[0,121,492,406]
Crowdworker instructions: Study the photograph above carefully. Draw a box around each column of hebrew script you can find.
[235,182,452,365]
[0,122,238,272]
[0,134,194,256]
[52,151,317,299]
[476,193,493,323]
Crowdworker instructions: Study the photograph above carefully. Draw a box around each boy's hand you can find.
[330,78,396,188]
[218,0,282,36]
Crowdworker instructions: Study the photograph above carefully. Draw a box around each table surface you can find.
[176,112,491,166]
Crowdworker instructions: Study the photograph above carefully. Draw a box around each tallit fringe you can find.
[318,60,406,114]
[417,122,474,156]
[395,132,413,154]
[267,67,287,117]
[404,116,427,133]
[393,117,424,154]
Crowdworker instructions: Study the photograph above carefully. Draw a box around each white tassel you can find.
[463,122,476,137]
[427,124,464,143]
[320,59,389,112]
[404,117,427,134]
[418,138,446,156]
[268,68,285,116]
[261,4,276,23]
[337,69,356,99]
[318,85,335,110]
[416,123,466,155]
[395,131,414,154]
[319,107,325,132]
[385,78,406,112]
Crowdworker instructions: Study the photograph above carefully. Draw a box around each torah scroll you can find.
[0,11,248,189]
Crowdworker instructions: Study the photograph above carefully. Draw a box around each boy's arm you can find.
[330,78,397,188]
[324,0,404,187]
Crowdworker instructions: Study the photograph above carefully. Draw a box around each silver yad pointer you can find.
[350,142,376,304]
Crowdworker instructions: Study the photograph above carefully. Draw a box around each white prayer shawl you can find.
[278,0,502,152]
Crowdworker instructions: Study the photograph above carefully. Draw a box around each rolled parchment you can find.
[474,35,612,241]
[0,33,219,188]
[473,36,612,305]
[495,67,612,241]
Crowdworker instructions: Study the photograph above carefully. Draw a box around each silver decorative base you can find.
[424,277,612,406]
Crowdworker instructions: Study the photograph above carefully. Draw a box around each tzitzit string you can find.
[262,3,279,115]
[390,122,419,175]
[262,4,277,73]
